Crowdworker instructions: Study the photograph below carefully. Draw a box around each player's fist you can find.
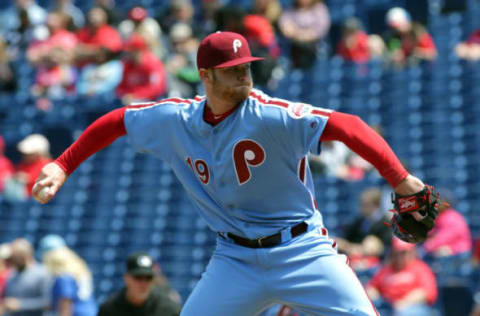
[32,162,68,204]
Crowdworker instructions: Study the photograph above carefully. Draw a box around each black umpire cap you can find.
[126,252,155,276]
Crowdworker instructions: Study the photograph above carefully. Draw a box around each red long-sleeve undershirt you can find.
[55,109,407,188]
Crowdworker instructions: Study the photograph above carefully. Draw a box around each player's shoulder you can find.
[247,88,333,120]
[125,95,205,114]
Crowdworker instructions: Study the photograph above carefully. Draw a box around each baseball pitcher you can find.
[32,32,438,316]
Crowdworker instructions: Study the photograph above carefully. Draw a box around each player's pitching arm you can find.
[32,108,128,204]
[320,111,425,221]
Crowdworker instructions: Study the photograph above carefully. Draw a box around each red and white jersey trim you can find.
[249,89,333,119]
[126,96,205,111]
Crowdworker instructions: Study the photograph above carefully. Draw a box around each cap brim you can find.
[214,56,264,69]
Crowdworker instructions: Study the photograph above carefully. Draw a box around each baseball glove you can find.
[387,185,440,243]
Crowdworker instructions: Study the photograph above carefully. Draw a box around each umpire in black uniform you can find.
[97,252,182,316]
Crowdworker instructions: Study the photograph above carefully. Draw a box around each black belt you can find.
[221,221,309,248]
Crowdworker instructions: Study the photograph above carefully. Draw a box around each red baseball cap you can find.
[196,31,264,69]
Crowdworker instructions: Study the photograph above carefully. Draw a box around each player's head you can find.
[197,31,264,104]
[124,252,156,302]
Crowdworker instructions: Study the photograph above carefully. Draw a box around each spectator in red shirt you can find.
[455,29,480,61]
[383,7,436,67]
[0,135,14,193]
[15,134,53,196]
[367,237,438,316]
[337,18,370,63]
[116,34,167,105]
[76,6,122,66]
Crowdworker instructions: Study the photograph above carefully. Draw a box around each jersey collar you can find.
[203,101,240,126]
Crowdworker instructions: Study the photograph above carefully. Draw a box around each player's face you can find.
[210,63,253,104]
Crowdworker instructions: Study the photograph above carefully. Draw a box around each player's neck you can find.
[203,101,239,125]
[205,93,237,116]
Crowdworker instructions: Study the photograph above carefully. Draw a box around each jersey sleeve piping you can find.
[125,97,199,111]
[250,90,333,119]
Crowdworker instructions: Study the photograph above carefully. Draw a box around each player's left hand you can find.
[393,175,426,221]
[387,184,441,243]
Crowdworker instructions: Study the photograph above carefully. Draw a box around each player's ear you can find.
[199,68,211,84]
[199,68,216,85]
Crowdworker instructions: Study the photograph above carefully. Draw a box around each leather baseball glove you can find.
[387,185,441,243]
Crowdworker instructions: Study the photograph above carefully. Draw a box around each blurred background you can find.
[0,0,479,315]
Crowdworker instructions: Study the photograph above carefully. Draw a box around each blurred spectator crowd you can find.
[0,235,181,316]
[0,0,479,106]
[2,0,479,106]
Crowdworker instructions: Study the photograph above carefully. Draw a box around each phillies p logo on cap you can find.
[233,39,242,53]
[196,31,264,69]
